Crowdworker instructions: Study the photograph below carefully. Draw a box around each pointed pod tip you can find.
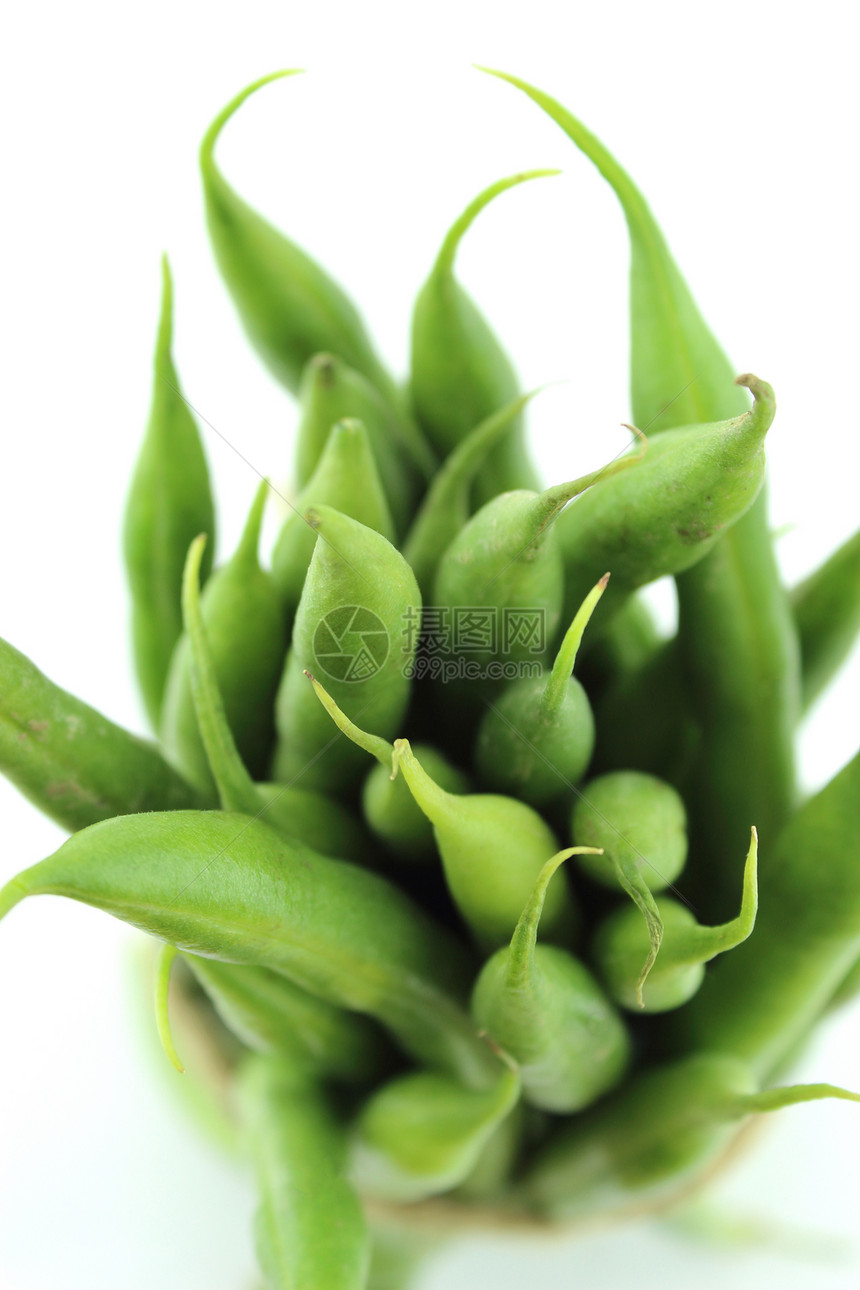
[735,373,776,411]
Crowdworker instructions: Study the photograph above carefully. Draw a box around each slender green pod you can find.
[571,771,688,1003]
[556,375,776,629]
[308,674,468,859]
[484,69,800,891]
[272,506,421,790]
[238,1055,371,1290]
[410,171,556,504]
[272,418,396,614]
[351,1063,520,1202]
[123,257,216,729]
[201,72,396,405]
[677,747,860,1079]
[473,575,607,804]
[183,956,386,1081]
[523,1052,860,1222]
[0,635,208,829]
[293,353,433,531]
[828,954,860,1014]
[402,390,538,598]
[0,810,496,1083]
[594,828,758,1012]
[391,738,574,945]
[433,442,643,668]
[792,525,860,711]
[592,638,699,786]
[161,483,287,791]
[472,850,631,1112]
[478,68,747,433]
[179,533,368,860]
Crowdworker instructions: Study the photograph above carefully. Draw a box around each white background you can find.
[1,2,859,1287]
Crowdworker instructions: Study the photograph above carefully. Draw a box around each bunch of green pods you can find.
[2,67,860,1290]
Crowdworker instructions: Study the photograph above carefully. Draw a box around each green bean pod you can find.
[238,1055,371,1290]
[402,390,538,598]
[351,1064,520,1203]
[272,506,420,790]
[272,418,396,615]
[410,172,555,504]
[592,638,699,786]
[293,353,432,533]
[594,828,758,1012]
[792,525,860,711]
[523,1052,860,1222]
[571,771,689,1003]
[433,446,642,669]
[677,747,860,1080]
[161,482,287,791]
[391,739,574,945]
[179,534,368,862]
[201,72,396,405]
[309,675,468,859]
[123,257,216,729]
[0,635,208,830]
[472,850,630,1112]
[556,376,776,629]
[0,810,495,1084]
[474,576,607,804]
[484,69,801,889]
[183,956,386,1081]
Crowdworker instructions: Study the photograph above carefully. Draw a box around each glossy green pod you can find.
[474,576,607,804]
[677,747,860,1080]
[123,257,216,729]
[201,72,396,405]
[0,635,208,830]
[433,447,641,669]
[523,1052,860,1222]
[0,810,494,1083]
[594,828,758,1012]
[484,69,800,889]
[592,638,700,786]
[792,525,860,711]
[272,418,396,615]
[272,506,420,790]
[179,534,367,862]
[557,376,776,629]
[309,675,468,859]
[571,770,688,1002]
[161,482,287,791]
[402,390,538,598]
[238,1055,371,1290]
[293,353,432,532]
[351,1064,520,1203]
[183,955,385,1081]
[391,738,574,945]
[410,172,554,504]
[472,850,630,1112]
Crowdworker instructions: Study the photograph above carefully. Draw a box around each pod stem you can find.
[154,943,185,1074]
[505,847,602,994]
[0,877,28,923]
[234,479,269,569]
[532,425,647,531]
[729,1081,860,1120]
[305,672,393,769]
[612,858,664,1008]
[432,171,560,280]
[392,739,452,826]
[156,254,174,362]
[182,536,263,816]
[200,70,303,183]
[541,575,610,716]
[677,828,759,965]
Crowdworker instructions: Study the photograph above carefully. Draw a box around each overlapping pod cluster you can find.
[2,68,860,1290]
